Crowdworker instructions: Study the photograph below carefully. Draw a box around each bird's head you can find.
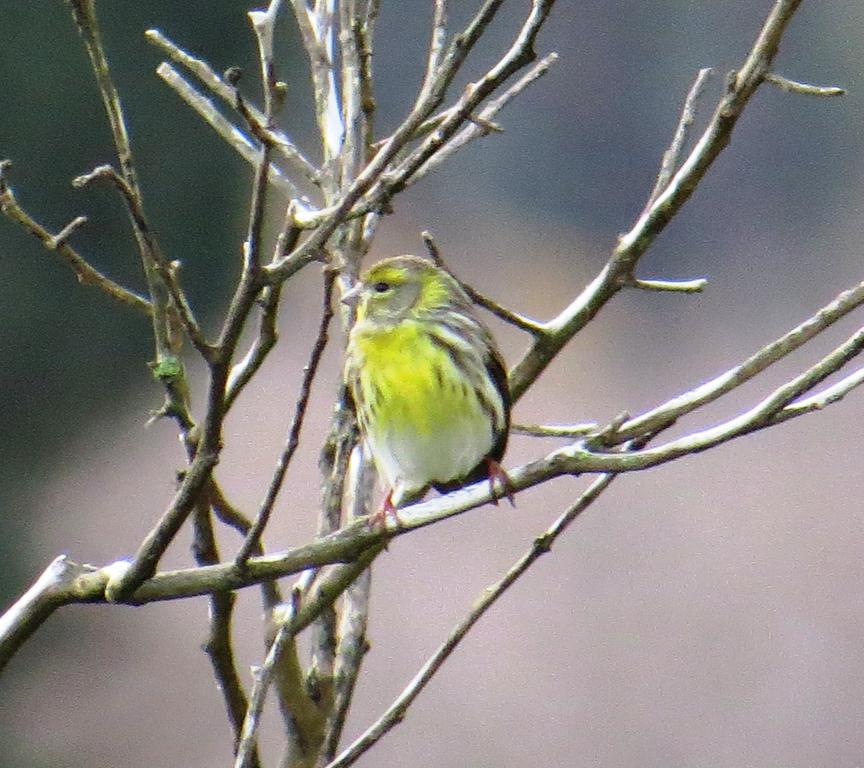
[342,255,466,324]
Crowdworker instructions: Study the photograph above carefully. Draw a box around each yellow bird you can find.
[343,255,512,523]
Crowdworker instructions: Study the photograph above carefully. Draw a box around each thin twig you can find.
[290,0,344,174]
[47,215,88,248]
[408,52,558,186]
[609,280,864,445]
[236,588,306,768]
[774,365,864,422]
[512,422,599,438]
[268,573,328,768]
[325,473,617,768]
[354,0,557,225]
[421,230,544,335]
[225,211,311,410]
[267,0,547,282]
[644,67,713,210]
[309,391,357,737]
[508,0,808,400]
[355,0,377,153]
[73,164,212,358]
[66,0,179,367]
[236,271,336,565]
[234,546,385,768]
[765,72,845,97]
[626,276,708,294]
[191,502,260,768]
[225,285,283,410]
[154,62,298,197]
[209,481,282,610]
[104,447,221,601]
[0,163,152,314]
[417,0,449,106]
[318,445,376,763]
[145,28,320,184]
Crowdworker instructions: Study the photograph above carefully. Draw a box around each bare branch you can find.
[509,0,808,400]
[145,28,320,184]
[0,163,152,314]
[609,280,864,444]
[422,230,544,335]
[154,62,299,197]
[512,422,599,438]
[73,164,212,359]
[408,52,558,185]
[234,546,384,768]
[225,285,283,410]
[318,446,376,763]
[67,0,178,365]
[325,473,618,768]
[417,0,449,106]
[47,214,88,248]
[775,365,864,422]
[290,0,344,172]
[108,1,307,605]
[4,270,862,665]
[358,0,556,215]
[267,0,554,281]
[5,302,861,670]
[236,271,335,565]
[191,503,260,768]
[644,67,713,210]
[268,576,329,768]
[765,72,845,97]
[0,556,80,671]
[209,481,284,610]
[226,211,313,410]
[104,447,220,601]
[626,276,708,294]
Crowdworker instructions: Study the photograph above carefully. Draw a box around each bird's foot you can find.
[486,458,516,507]
[368,489,403,530]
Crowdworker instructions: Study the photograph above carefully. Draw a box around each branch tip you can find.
[48,216,88,249]
[765,72,845,97]
[627,276,708,294]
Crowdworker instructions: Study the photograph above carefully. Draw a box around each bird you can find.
[343,254,512,525]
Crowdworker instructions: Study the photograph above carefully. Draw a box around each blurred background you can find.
[1,2,863,767]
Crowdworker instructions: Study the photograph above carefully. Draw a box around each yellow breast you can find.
[353,320,473,435]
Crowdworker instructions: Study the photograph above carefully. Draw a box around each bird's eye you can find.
[373,281,390,293]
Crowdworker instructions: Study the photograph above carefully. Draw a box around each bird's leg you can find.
[486,458,516,507]
[368,489,403,529]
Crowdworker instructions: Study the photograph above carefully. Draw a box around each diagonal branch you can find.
[146,28,320,185]
[154,62,299,197]
[643,67,713,211]
[266,0,554,281]
[0,162,152,315]
[5,288,862,672]
[67,0,182,368]
[508,0,807,400]
[325,472,618,768]
[236,271,336,565]
[233,545,385,768]
[607,279,864,445]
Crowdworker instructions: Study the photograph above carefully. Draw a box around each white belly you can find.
[367,412,493,505]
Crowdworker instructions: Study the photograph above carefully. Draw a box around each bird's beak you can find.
[341,284,362,307]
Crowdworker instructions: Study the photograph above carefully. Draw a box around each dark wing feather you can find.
[432,342,511,493]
